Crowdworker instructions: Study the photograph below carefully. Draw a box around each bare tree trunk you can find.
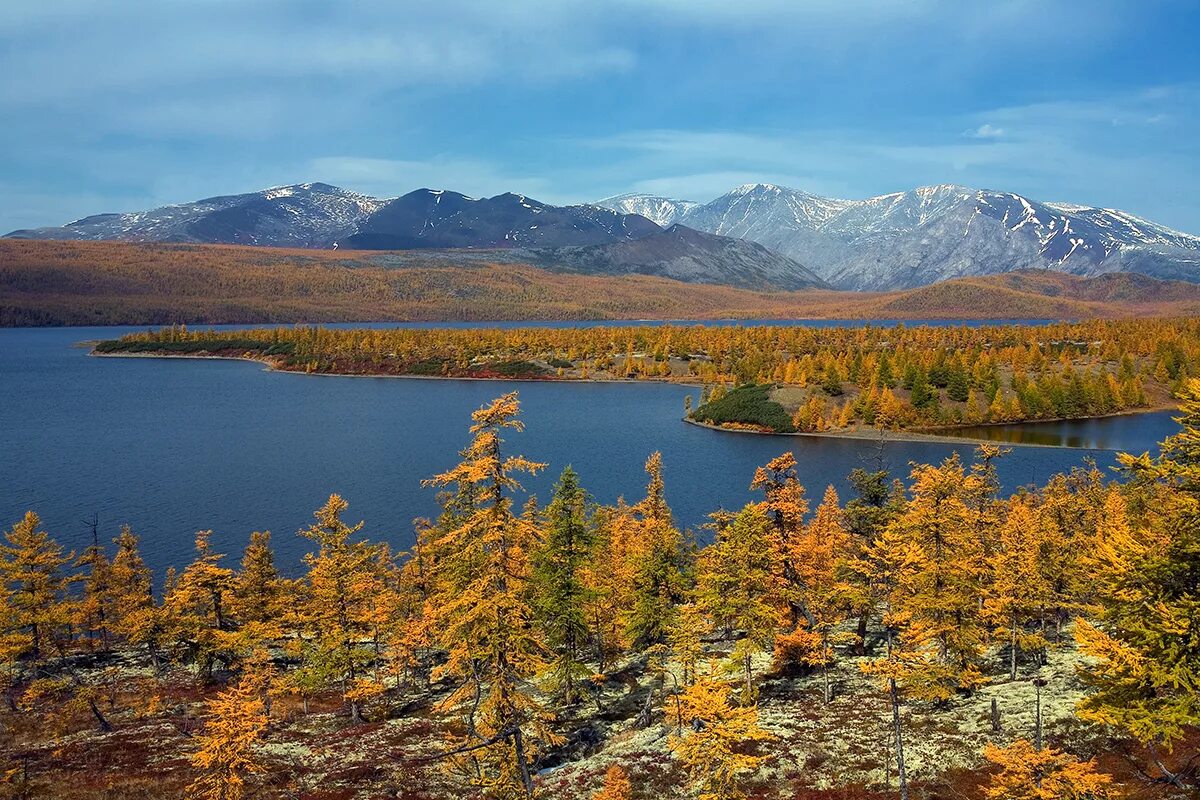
[890,678,908,800]
[1010,616,1018,681]
[822,639,832,704]
[89,698,112,733]
[512,727,535,799]
[743,651,753,703]
[1146,742,1185,789]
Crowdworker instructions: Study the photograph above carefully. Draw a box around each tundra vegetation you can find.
[2,385,1200,798]
[6,239,1200,327]
[96,316,1198,433]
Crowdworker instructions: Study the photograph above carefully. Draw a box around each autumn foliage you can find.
[3,384,1200,798]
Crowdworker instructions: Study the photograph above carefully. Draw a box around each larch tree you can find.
[0,511,73,664]
[423,392,556,799]
[625,453,689,651]
[792,486,853,703]
[887,456,990,703]
[531,466,595,705]
[697,503,781,702]
[106,524,161,670]
[985,498,1049,681]
[74,522,112,653]
[187,667,270,800]
[230,531,284,630]
[582,503,638,672]
[592,765,633,800]
[1074,379,1200,788]
[842,467,904,656]
[163,530,235,679]
[981,740,1115,800]
[667,665,774,800]
[749,453,809,635]
[296,494,380,725]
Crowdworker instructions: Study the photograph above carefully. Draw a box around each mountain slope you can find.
[595,193,702,228]
[5,183,387,248]
[875,268,1200,318]
[673,183,1200,290]
[523,224,830,290]
[340,189,661,250]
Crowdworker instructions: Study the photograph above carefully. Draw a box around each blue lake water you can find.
[0,324,1178,579]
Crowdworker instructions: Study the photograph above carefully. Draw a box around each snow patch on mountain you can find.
[595,193,702,228]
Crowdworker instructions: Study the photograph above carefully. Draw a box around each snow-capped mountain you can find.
[595,193,702,228]
[7,183,388,249]
[668,183,1200,290]
[11,180,1199,292]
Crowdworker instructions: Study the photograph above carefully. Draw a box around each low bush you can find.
[691,384,796,433]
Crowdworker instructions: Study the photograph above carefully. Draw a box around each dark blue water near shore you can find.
[0,324,1177,579]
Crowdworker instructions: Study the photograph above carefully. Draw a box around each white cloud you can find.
[967,123,1006,139]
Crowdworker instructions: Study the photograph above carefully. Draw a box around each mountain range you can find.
[9,180,1200,292]
[599,183,1200,290]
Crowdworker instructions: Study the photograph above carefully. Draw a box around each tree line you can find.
[100,317,1198,432]
[3,384,1200,798]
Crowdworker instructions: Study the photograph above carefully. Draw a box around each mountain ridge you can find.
[9,180,1200,291]
[601,183,1200,290]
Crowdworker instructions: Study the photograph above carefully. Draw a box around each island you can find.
[92,317,1195,436]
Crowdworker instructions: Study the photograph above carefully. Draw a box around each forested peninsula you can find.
[3,387,1200,798]
[94,317,1198,434]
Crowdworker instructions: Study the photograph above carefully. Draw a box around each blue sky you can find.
[2,0,1199,233]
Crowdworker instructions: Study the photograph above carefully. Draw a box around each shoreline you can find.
[91,349,1171,449]
[680,416,1154,451]
[89,350,707,387]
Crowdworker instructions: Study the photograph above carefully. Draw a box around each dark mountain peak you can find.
[524,224,829,291]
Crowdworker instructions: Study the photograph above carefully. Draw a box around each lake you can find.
[0,324,1178,579]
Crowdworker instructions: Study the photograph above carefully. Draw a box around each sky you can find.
[2,0,1199,233]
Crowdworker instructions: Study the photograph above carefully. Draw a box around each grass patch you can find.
[473,360,549,378]
[691,384,796,433]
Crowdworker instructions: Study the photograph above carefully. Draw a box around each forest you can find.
[2,382,1199,799]
[96,317,1200,433]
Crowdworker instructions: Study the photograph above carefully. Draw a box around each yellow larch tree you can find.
[295,494,381,724]
[982,740,1115,800]
[423,392,556,799]
[592,764,633,800]
[985,498,1049,681]
[187,667,270,800]
[163,530,236,679]
[792,485,853,703]
[668,665,774,800]
[1074,379,1200,787]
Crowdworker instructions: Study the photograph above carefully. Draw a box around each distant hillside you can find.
[877,269,1200,318]
[524,224,829,290]
[0,239,847,327]
[3,241,1198,327]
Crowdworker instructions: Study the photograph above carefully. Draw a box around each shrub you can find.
[691,384,796,433]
